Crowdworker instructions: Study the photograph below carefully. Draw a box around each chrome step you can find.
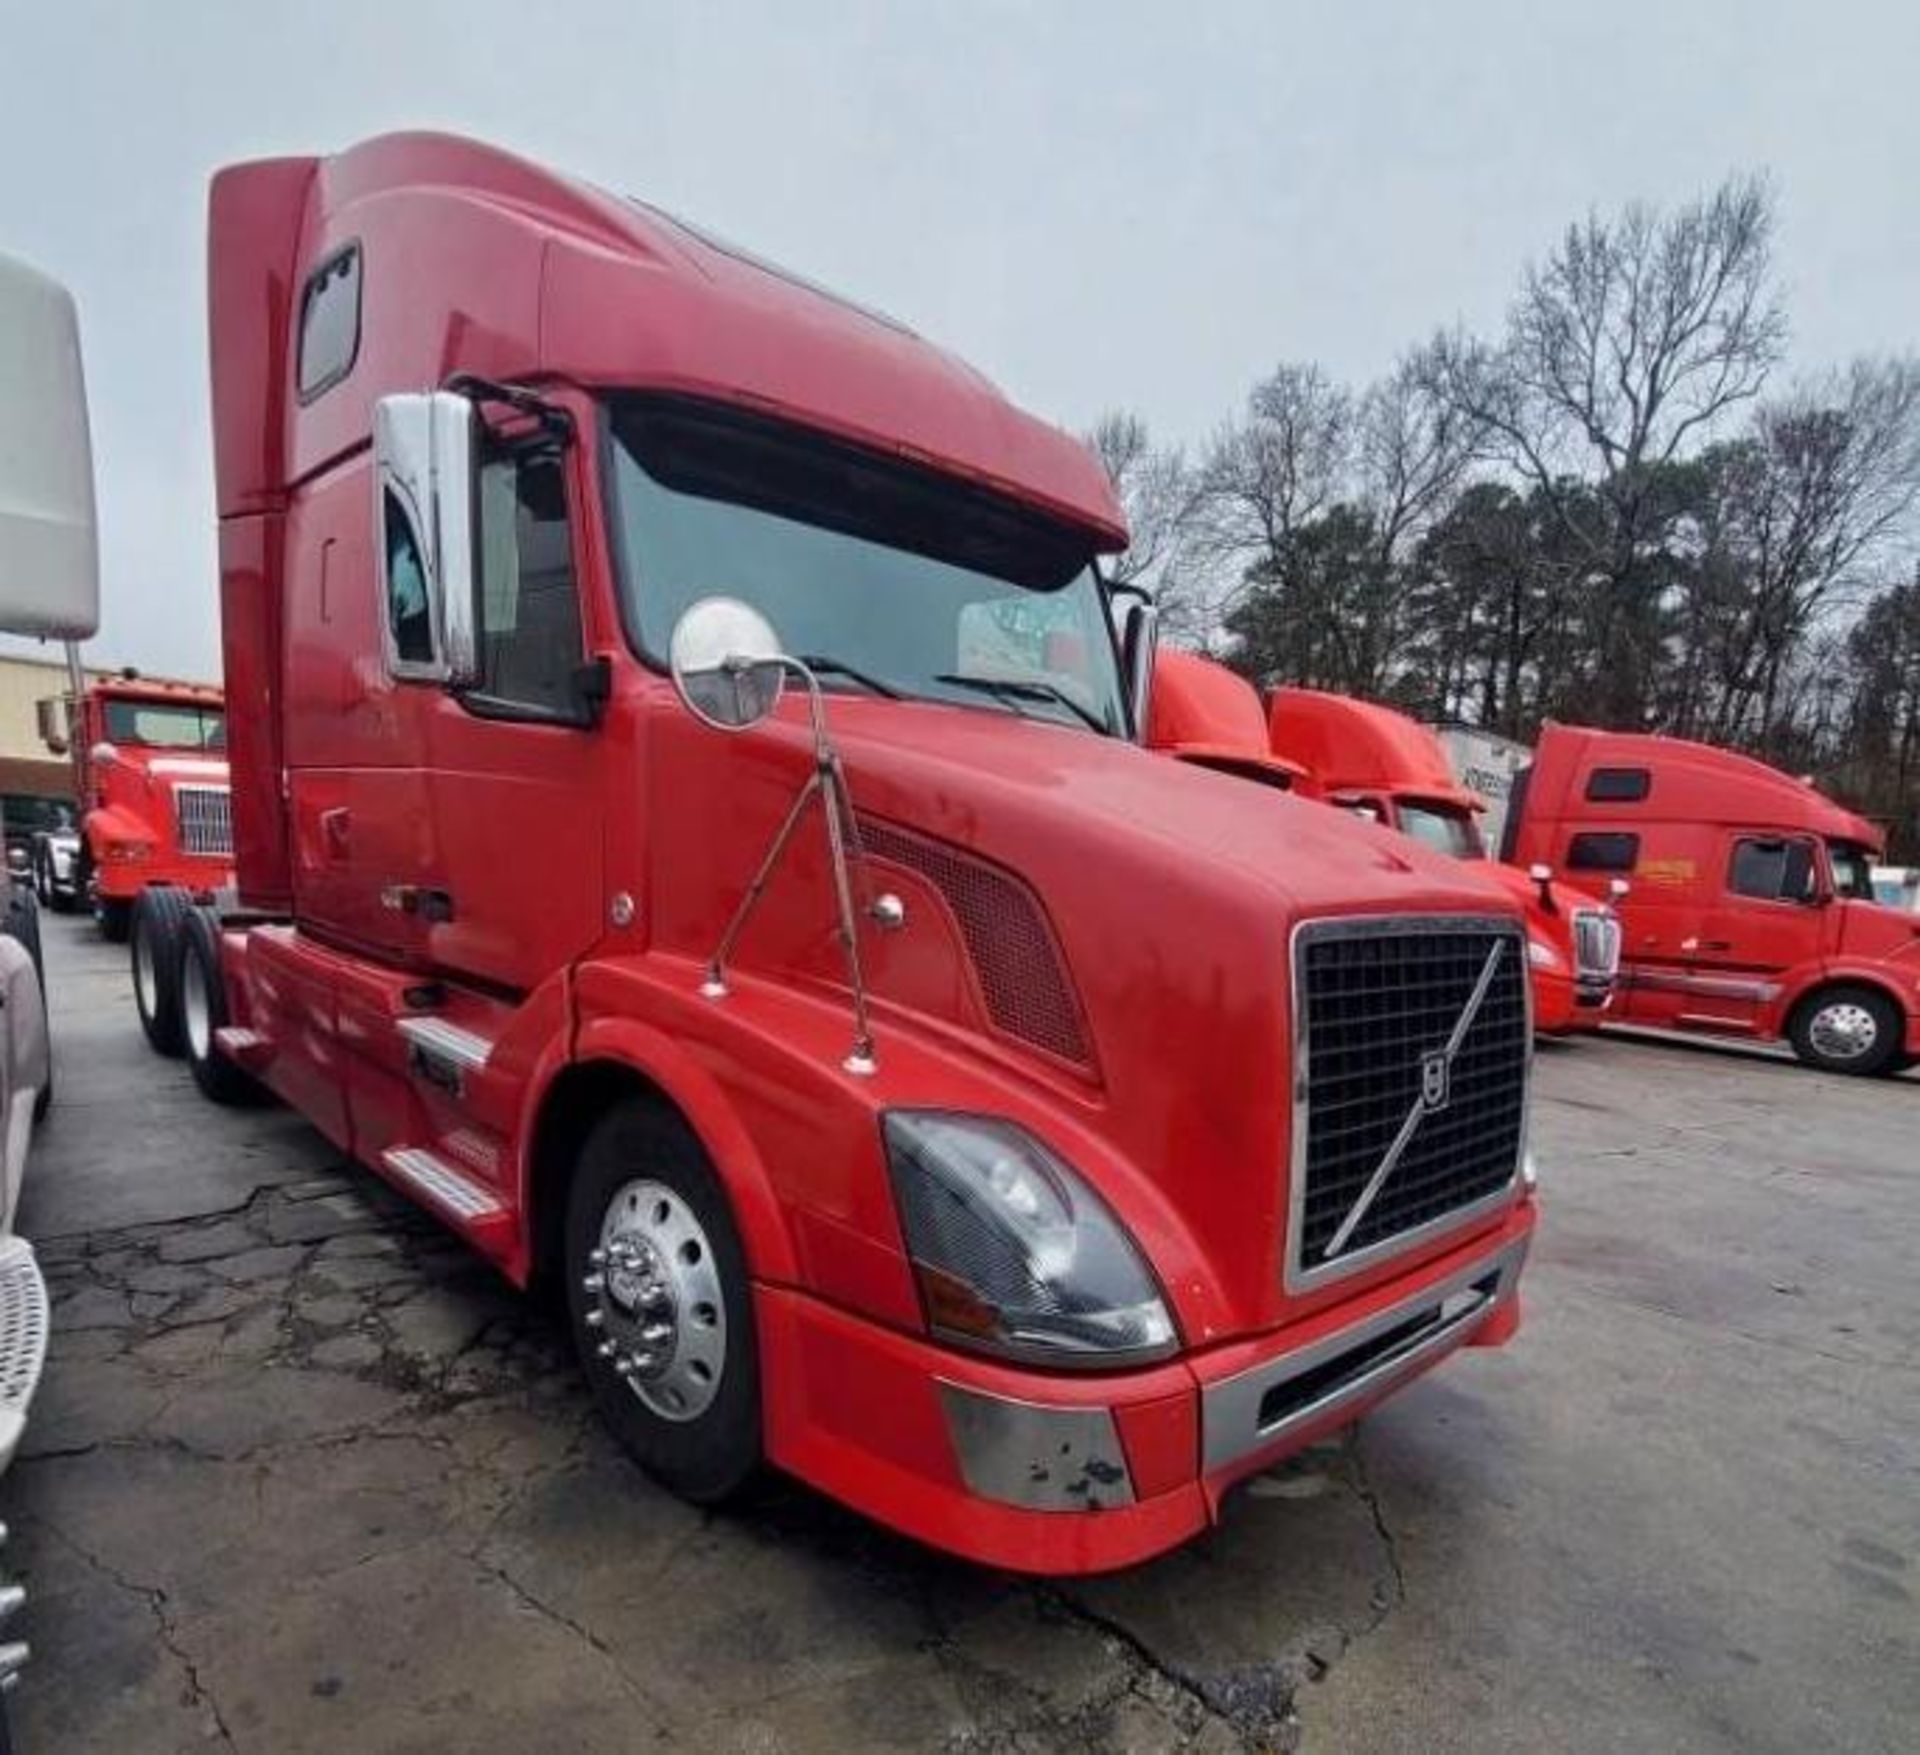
[396,1015,494,1073]
[379,1146,504,1223]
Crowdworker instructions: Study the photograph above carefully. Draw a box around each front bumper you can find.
[758,1201,1534,1573]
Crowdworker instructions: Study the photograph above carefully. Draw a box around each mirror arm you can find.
[699,654,879,1076]
[443,373,575,452]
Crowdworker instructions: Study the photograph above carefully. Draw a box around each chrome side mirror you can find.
[1121,600,1159,743]
[1608,877,1630,902]
[87,740,118,769]
[372,392,478,686]
[0,254,99,640]
[35,696,69,756]
[1527,862,1552,884]
[668,597,786,731]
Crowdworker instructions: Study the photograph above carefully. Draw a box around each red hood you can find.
[1838,897,1920,963]
[646,692,1527,1340]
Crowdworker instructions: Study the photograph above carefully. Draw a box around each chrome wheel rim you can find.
[583,1179,726,1423]
[134,923,158,1018]
[181,952,212,1060]
[1809,1001,1877,1062]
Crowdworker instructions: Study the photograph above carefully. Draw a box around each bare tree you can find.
[1084,411,1206,633]
[1426,175,1787,721]
[1707,357,1920,738]
[1193,363,1351,584]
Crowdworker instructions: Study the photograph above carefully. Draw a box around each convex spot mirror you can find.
[670,597,786,731]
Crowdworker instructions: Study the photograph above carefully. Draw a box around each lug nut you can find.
[581,1272,605,1294]
[583,1309,604,1329]
[596,1339,616,1359]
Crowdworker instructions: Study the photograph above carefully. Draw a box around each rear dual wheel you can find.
[131,886,194,1055]
[177,909,257,1106]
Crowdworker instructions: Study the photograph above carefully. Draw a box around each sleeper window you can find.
[297,246,361,401]
[1566,832,1639,873]
[474,450,584,715]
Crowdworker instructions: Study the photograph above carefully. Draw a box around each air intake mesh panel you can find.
[858,816,1090,1067]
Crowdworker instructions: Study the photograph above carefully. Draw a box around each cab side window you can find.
[1566,831,1638,872]
[1728,836,1816,903]
[381,487,438,670]
[473,450,585,717]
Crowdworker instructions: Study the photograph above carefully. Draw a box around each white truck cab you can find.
[0,251,98,1520]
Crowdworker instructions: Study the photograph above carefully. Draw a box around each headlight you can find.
[1526,938,1563,971]
[105,840,154,863]
[884,1111,1178,1368]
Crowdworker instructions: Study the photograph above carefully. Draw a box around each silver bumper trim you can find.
[1203,1233,1527,1474]
[937,1381,1136,1512]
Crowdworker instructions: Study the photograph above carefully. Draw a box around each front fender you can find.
[1770,957,1919,1039]
[533,971,804,1290]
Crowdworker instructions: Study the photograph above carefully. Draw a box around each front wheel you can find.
[1788,984,1904,1077]
[564,1100,762,1505]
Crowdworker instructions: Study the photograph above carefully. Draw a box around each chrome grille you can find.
[1571,909,1621,983]
[174,785,233,858]
[1289,916,1528,1286]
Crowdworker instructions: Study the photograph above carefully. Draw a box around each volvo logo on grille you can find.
[1321,938,1508,1261]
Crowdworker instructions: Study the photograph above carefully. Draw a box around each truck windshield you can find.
[1828,841,1878,902]
[102,701,226,750]
[1396,799,1485,860]
[605,397,1126,735]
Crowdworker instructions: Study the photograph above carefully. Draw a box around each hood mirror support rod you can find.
[669,597,902,1078]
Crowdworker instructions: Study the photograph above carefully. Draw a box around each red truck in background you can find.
[126,132,1539,1573]
[1148,652,1622,1035]
[37,673,233,944]
[1506,723,1920,1076]
[1267,686,1623,1034]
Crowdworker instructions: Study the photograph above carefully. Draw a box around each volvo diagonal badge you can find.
[1322,939,1507,1260]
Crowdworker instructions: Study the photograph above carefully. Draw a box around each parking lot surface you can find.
[6,913,1916,1753]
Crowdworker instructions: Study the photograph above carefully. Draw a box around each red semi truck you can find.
[1266,686,1622,1034]
[1507,723,1920,1076]
[1148,653,1621,1035]
[131,133,1539,1572]
[37,673,233,942]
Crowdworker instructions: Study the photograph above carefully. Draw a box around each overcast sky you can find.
[3,0,1915,680]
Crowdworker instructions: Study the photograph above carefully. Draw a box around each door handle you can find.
[380,884,455,924]
[319,807,351,861]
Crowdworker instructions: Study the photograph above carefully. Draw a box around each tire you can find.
[1788,984,1904,1077]
[564,1099,762,1505]
[177,908,259,1105]
[131,886,194,1056]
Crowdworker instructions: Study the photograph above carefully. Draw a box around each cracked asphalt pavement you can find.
[5,915,1916,1752]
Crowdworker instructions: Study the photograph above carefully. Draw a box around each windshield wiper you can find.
[797,655,903,698]
[932,672,1108,734]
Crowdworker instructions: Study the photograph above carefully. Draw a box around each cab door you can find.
[417,433,605,994]
[1683,833,1827,1034]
